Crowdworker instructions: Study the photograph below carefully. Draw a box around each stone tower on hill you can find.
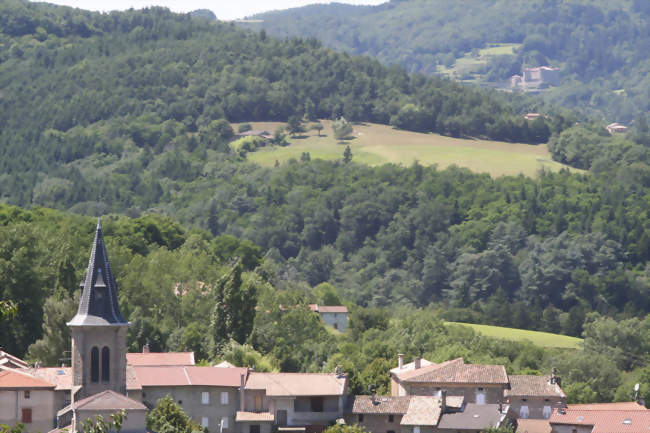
[67,218,129,400]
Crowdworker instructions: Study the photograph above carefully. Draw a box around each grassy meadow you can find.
[241,120,575,177]
[445,322,583,349]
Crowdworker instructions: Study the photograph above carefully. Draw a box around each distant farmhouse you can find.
[511,66,560,90]
[309,304,349,331]
[606,122,628,134]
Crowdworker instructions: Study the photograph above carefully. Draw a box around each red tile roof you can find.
[351,396,412,414]
[30,367,72,391]
[397,358,508,384]
[73,389,147,411]
[246,372,346,396]
[549,408,650,433]
[317,306,348,313]
[400,396,442,426]
[126,352,195,366]
[505,375,565,398]
[132,366,247,387]
[567,402,647,411]
[309,304,348,313]
[0,369,55,388]
[515,419,551,433]
[31,366,142,391]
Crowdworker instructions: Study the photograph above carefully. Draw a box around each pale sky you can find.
[37,0,387,21]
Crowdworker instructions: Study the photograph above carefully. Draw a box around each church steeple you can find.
[69,218,127,326]
[68,218,129,399]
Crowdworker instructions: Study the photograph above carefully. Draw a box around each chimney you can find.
[440,390,447,412]
[414,357,421,369]
[142,343,150,353]
[398,354,404,369]
[370,385,377,404]
[239,373,246,411]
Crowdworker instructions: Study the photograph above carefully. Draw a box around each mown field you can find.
[242,120,575,177]
[445,322,583,349]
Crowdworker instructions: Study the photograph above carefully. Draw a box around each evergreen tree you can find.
[343,145,353,163]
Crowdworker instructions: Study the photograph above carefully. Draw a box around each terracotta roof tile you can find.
[0,369,55,388]
[505,375,565,398]
[30,367,72,391]
[316,306,348,313]
[245,372,346,396]
[400,396,441,426]
[351,396,412,414]
[236,412,275,422]
[31,366,142,391]
[133,366,247,387]
[549,408,650,433]
[398,358,508,384]
[126,352,195,366]
[567,402,647,411]
[73,389,147,411]
[515,419,552,433]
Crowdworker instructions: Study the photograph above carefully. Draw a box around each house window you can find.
[90,347,99,382]
[255,395,263,411]
[311,396,324,412]
[250,425,260,433]
[358,415,364,422]
[520,405,529,419]
[202,392,210,405]
[334,323,338,330]
[21,408,32,424]
[221,391,229,405]
[476,390,486,405]
[201,417,209,428]
[101,347,110,382]
[221,417,229,429]
[543,405,552,419]
[434,388,442,397]
[24,390,30,399]
[413,426,420,433]
[388,415,394,423]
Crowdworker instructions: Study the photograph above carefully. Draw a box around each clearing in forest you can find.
[445,321,583,349]
[243,120,575,177]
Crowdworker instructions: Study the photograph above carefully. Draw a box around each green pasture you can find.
[243,121,576,177]
[445,322,583,349]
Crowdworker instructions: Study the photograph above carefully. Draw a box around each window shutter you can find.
[221,391,229,405]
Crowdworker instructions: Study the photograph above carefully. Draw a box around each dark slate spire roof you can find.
[68,218,128,326]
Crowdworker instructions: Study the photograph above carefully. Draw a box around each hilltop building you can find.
[309,304,349,331]
[511,66,560,90]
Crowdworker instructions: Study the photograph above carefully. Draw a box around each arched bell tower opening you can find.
[68,218,129,400]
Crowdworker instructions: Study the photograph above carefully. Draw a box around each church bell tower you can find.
[68,218,129,400]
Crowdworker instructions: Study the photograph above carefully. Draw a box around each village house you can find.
[131,365,248,431]
[348,392,512,433]
[505,373,566,420]
[511,66,560,90]
[237,371,347,433]
[57,390,147,433]
[0,369,56,433]
[548,402,649,433]
[390,356,508,405]
[309,304,349,331]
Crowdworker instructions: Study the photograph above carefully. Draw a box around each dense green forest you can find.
[0,205,648,405]
[242,0,650,122]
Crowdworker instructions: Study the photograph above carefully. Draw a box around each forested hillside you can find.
[0,0,649,328]
[242,0,650,122]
